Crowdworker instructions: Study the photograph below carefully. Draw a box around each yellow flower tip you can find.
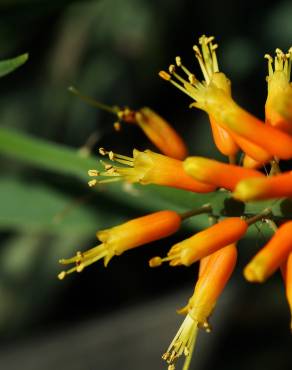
[232,178,263,201]
[58,271,66,280]
[88,179,97,187]
[183,156,207,183]
[243,263,266,283]
[162,314,198,370]
[159,70,171,81]
[149,256,163,267]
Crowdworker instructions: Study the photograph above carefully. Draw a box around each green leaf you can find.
[0,53,28,78]
[0,177,122,235]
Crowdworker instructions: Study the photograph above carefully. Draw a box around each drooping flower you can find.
[162,243,237,370]
[265,48,292,135]
[244,221,292,283]
[179,243,238,325]
[116,106,189,160]
[233,170,292,201]
[183,156,265,191]
[58,210,181,279]
[163,37,239,162]
[133,107,188,160]
[68,87,188,160]
[88,148,216,193]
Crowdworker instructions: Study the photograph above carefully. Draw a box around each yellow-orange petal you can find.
[230,132,272,163]
[140,152,217,193]
[183,156,264,191]
[233,171,292,201]
[244,221,292,283]
[220,104,292,160]
[243,154,264,169]
[209,116,239,157]
[167,217,248,267]
[189,243,237,325]
[135,107,188,160]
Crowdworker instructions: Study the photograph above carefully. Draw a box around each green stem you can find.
[245,208,272,226]
[180,204,212,220]
[68,86,119,115]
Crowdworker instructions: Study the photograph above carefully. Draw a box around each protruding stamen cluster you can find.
[265,48,292,81]
[162,314,198,370]
[193,35,219,84]
[87,148,137,186]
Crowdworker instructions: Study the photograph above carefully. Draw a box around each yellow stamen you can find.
[162,314,198,370]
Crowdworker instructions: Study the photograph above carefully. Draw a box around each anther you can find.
[149,256,163,267]
[88,179,97,187]
[88,169,99,177]
[175,56,182,67]
[58,271,66,280]
[264,54,273,62]
[169,64,176,74]
[193,45,202,57]
[184,347,190,356]
[113,122,121,131]
[159,70,171,81]
[189,74,196,85]
[99,147,107,156]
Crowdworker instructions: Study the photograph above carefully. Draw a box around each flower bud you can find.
[183,156,264,191]
[244,221,292,282]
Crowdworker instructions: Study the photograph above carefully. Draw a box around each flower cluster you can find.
[59,35,292,370]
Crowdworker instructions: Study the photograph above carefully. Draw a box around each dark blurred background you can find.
[0,0,291,369]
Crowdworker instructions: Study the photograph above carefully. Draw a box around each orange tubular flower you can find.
[159,36,292,160]
[58,210,181,279]
[265,48,292,136]
[88,148,216,193]
[183,156,265,191]
[242,154,265,170]
[162,244,237,369]
[233,171,292,201]
[68,87,188,160]
[244,221,292,283]
[230,133,272,164]
[149,217,248,267]
[209,116,239,159]
[133,107,188,160]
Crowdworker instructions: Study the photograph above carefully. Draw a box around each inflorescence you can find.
[59,35,292,370]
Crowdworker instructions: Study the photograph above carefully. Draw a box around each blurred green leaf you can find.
[0,176,117,235]
[0,53,28,78]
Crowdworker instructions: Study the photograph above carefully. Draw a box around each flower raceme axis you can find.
[60,35,292,370]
